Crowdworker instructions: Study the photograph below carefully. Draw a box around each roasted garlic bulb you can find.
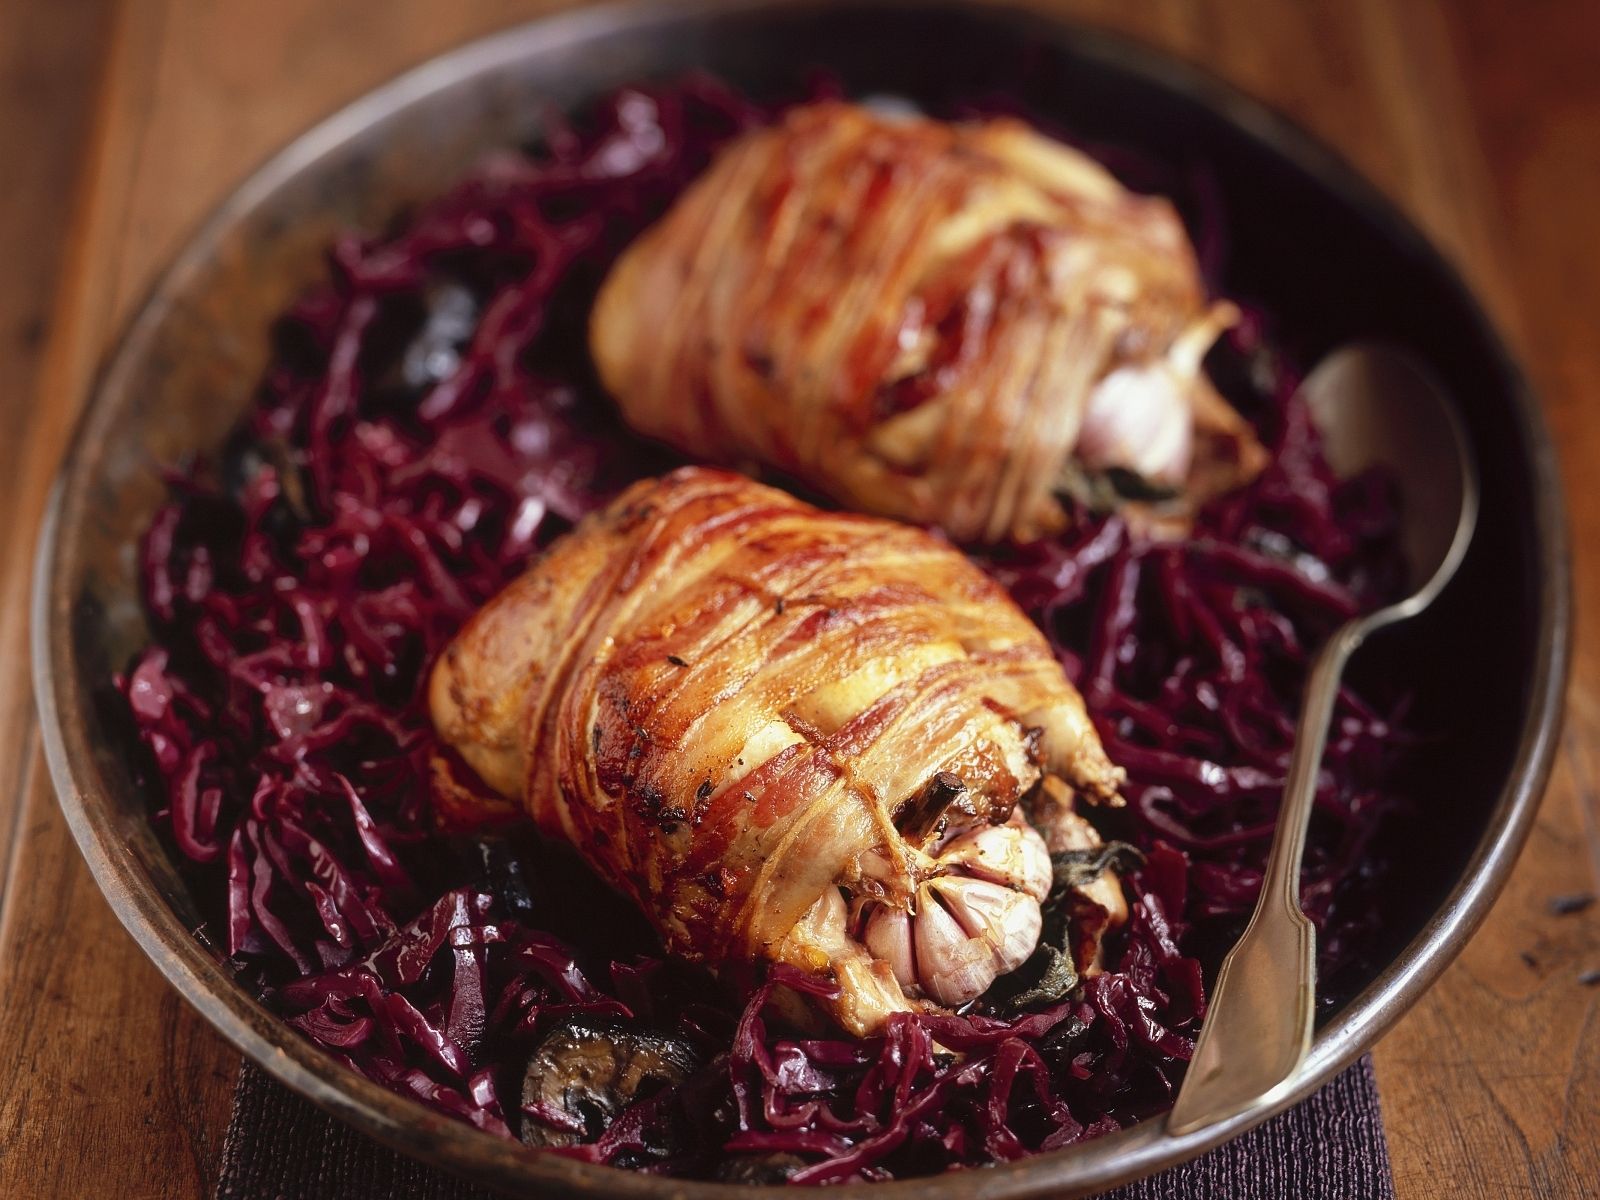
[858,809,1052,1007]
[430,468,1124,1034]
[591,102,1267,545]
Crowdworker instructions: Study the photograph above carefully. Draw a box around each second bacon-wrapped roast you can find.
[591,102,1267,544]
[430,468,1126,1034]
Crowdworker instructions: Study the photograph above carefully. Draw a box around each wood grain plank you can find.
[0,0,118,904]
[0,776,240,1199]
[1,2,1594,1197]
[1370,4,1600,1196]
[0,1,245,1194]
[0,5,584,1196]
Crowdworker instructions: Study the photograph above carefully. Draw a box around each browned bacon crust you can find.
[429,468,1122,1032]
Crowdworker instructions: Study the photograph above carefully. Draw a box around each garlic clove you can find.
[1077,362,1195,488]
[912,888,1002,1006]
[940,816,1053,901]
[861,904,917,990]
[779,887,918,1037]
[929,876,1043,979]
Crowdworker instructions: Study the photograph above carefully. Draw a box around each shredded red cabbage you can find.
[118,76,1410,1182]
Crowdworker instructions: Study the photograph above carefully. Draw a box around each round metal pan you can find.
[33,1,1570,1195]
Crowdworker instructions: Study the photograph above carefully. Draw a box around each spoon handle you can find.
[1261,621,1367,923]
[1166,621,1366,1136]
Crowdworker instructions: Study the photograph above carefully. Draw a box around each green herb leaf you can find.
[1005,938,1081,1010]
[989,841,1143,1012]
[1051,840,1144,892]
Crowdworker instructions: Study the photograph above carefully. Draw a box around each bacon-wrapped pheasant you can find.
[590,102,1267,545]
[430,468,1125,1035]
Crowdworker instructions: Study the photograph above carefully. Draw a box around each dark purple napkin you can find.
[216,1056,1393,1199]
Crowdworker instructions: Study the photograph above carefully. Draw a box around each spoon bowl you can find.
[1167,342,1479,1135]
[1304,345,1480,602]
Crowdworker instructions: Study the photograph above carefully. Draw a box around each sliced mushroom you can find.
[518,1016,700,1148]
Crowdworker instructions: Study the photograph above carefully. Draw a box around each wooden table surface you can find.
[1,1,1596,1196]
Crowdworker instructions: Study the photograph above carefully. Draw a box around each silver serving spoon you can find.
[1166,343,1478,1136]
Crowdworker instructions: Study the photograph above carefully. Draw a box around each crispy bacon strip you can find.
[430,468,1123,1033]
[591,102,1265,544]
